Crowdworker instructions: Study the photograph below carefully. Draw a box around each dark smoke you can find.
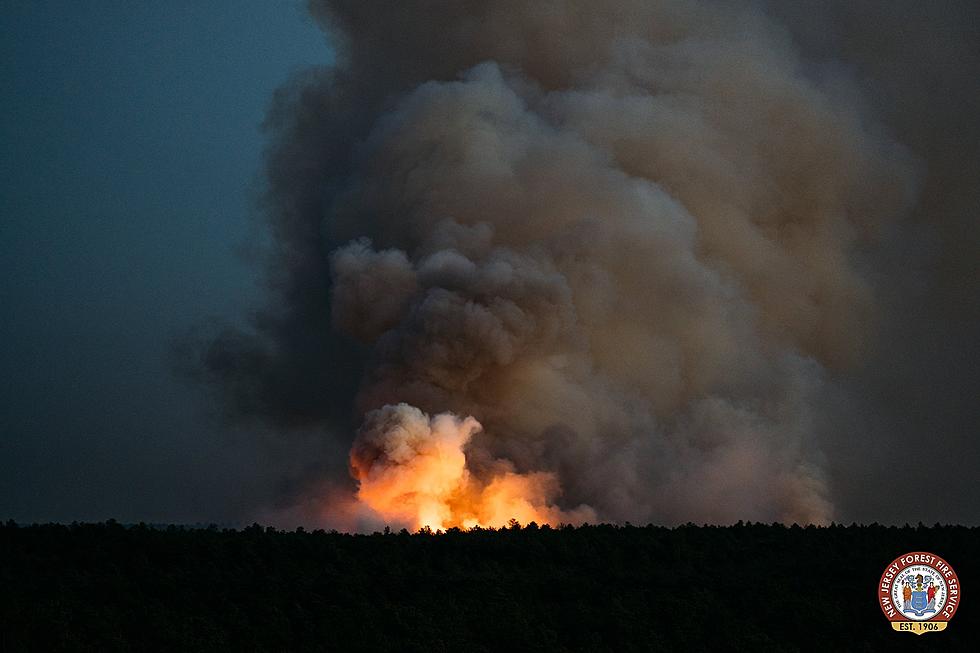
[191,1,979,527]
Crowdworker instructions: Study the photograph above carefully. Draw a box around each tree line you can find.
[1,519,976,651]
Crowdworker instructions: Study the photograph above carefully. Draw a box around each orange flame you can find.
[349,404,594,531]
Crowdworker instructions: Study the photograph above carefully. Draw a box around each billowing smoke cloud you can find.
[193,1,979,528]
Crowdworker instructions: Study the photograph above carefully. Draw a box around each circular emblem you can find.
[878,551,960,635]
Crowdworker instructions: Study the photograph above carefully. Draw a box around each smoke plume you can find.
[194,1,979,528]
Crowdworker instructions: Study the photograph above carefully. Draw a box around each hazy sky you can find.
[1,2,330,524]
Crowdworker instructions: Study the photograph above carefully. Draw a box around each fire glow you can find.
[349,404,594,531]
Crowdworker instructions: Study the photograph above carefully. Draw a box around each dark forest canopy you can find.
[2,521,976,651]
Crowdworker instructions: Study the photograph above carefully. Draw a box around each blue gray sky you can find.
[1,2,330,523]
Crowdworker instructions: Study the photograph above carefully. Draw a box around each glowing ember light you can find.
[349,403,594,530]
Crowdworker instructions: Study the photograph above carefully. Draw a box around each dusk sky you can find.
[3,1,977,530]
[1,2,330,524]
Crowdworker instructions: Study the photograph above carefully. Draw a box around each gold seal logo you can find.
[879,551,960,635]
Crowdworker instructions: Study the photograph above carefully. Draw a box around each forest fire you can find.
[349,404,594,530]
[190,0,970,529]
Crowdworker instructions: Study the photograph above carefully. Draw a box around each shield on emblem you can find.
[910,591,928,611]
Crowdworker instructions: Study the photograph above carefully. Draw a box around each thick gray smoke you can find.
[195,1,979,527]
